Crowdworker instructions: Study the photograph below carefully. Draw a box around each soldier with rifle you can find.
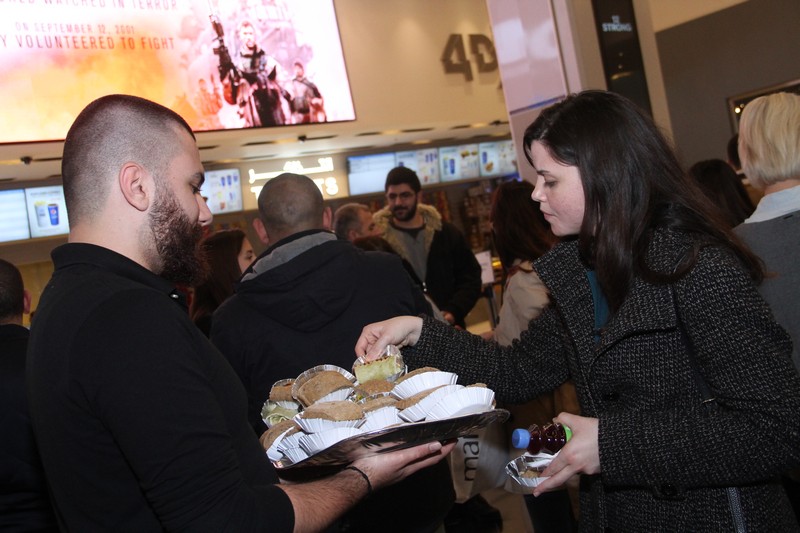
[211,15,292,127]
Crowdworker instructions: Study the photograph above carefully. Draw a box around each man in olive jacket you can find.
[374,166,482,328]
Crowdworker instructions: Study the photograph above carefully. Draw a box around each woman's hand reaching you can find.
[355,316,424,360]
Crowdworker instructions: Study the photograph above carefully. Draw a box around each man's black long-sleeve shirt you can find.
[27,243,294,531]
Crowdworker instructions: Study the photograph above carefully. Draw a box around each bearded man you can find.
[26,95,453,532]
[373,166,482,328]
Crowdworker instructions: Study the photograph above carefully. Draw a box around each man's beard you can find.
[391,200,418,222]
[147,190,209,285]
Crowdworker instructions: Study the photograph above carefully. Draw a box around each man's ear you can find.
[119,162,152,212]
[322,206,332,231]
[252,217,269,245]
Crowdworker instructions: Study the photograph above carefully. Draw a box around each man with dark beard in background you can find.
[26,94,454,532]
[374,166,482,329]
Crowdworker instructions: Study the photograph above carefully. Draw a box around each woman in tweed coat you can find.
[356,91,800,531]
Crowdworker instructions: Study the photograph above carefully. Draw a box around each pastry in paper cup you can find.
[276,428,307,455]
[261,400,301,428]
[353,345,405,384]
[398,384,464,423]
[394,366,440,384]
[262,378,302,426]
[425,386,495,421]
[269,378,296,403]
[358,393,397,409]
[505,452,557,488]
[299,427,364,455]
[295,400,365,433]
[316,386,356,404]
[394,385,446,411]
[392,368,458,400]
[292,366,356,407]
[282,446,309,465]
[354,379,395,400]
[263,419,300,461]
[361,405,402,433]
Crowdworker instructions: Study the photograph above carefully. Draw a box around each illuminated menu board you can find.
[24,185,70,239]
[439,144,480,182]
[479,140,518,177]
[201,168,243,215]
[347,153,397,196]
[0,189,31,243]
[346,140,514,195]
[396,149,440,185]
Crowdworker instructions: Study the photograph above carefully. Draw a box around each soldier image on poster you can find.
[290,60,326,124]
[212,16,292,127]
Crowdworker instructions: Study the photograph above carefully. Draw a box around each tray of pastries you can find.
[261,347,508,481]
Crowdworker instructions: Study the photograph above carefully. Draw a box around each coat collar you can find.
[534,233,683,366]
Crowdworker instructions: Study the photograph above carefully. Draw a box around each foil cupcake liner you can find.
[299,427,364,455]
[425,386,495,421]
[398,384,464,422]
[392,371,458,400]
[505,452,556,488]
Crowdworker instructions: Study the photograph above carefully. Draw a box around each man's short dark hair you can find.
[0,259,24,321]
[257,172,324,235]
[333,203,369,240]
[61,94,195,225]
[385,166,421,193]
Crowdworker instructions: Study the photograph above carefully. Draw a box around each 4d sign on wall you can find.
[442,34,498,81]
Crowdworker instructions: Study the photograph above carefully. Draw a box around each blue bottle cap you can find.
[511,428,530,449]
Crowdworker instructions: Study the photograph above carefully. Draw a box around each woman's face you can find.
[528,141,585,237]
[237,238,255,274]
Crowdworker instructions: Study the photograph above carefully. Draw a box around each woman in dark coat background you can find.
[356,91,800,531]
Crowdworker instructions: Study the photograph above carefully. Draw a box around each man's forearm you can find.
[277,467,368,533]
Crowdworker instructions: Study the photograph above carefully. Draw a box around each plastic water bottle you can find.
[511,423,572,455]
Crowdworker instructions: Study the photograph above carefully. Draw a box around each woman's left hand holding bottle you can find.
[533,412,601,497]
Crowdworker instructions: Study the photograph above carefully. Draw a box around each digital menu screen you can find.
[24,185,70,239]
[0,189,31,243]
[201,168,243,215]
[396,148,440,185]
[347,153,397,196]
[439,144,480,182]
[479,140,518,177]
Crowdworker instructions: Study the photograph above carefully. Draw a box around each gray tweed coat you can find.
[407,229,800,532]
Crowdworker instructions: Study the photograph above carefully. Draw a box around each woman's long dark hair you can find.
[490,179,558,270]
[523,90,764,312]
[190,229,247,324]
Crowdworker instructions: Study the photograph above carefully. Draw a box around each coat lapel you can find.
[596,277,675,355]
[534,242,598,369]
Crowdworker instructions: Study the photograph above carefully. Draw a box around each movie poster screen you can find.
[0,0,355,143]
